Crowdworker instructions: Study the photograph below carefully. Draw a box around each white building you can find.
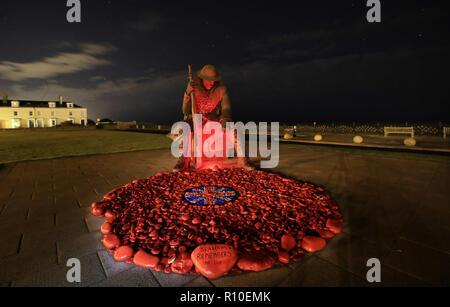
[0,94,87,129]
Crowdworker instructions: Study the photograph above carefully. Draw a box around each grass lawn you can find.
[0,129,172,164]
[1,129,447,165]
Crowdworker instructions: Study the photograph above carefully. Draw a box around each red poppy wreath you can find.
[91,168,343,279]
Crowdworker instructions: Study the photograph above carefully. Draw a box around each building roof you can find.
[0,99,84,108]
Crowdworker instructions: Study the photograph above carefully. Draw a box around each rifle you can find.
[188,65,196,168]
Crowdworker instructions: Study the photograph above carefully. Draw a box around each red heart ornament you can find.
[92,207,104,217]
[101,222,112,234]
[326,218,343,234]
[237,251,276,272]
[102,234,120,249]
[281,235,296,251]
[302,236,326,252]
[191,244,238,279]
[317,228,335,239]
[171,252,194,274]
[114,246,134,262]
[104,210,116,220]
[278,251,290,264]
[133,250,160,269]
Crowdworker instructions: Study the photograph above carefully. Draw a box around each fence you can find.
[281,122,445,136]
[444,127,450,139]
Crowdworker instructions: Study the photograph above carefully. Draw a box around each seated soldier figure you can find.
[173,64,253,171]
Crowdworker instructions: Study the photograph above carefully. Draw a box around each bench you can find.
[384,126,414,137]
[444,127,450,139]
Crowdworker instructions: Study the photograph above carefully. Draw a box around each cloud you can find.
[79,42,117,55]
[0,42,117,81]
[7,70,187,121]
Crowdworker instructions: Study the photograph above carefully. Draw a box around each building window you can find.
[51,111,54,116]
[29,111,33,116]
[11,118,21,128]
[48,102,56,108]
[12,101,20,107]
[69,111,73,116]
[37,111,41,116]
[13,111,18,116]
[67,103,73,108]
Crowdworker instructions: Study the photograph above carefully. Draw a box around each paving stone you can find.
[92,267,160,287]
[152,270,198,287]
[182,276,214,287]
[0,185,14,199]
[0,209,28,236]
[19,228,56,255]
[58,230,105,260]
[316,233,391,280]
[398,212,450,254]
[279,256,366,287]
[0,201,7,215]
[85,214,105,232]
[89,180,113,197]
[13,252,106,287]
[24,205,55,226]
[75,191,101,208]
[414,194,450,224]
[0,232,22,258]
[97,250,135,277]
[54,194,80,210]
[371,264,431,287]
[56,220,90,244]
[211,265,292,287]
[33,182,54,196]
[383,238,450,286]
[343,207,400,249]
[0,200,29,221]
[27,195,55,209]
[0,241,58,281]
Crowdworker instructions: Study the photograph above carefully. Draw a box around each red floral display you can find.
[92,168,342,276]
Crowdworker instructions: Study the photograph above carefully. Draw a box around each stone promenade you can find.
[0,145,449,286]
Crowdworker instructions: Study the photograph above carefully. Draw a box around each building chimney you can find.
[2,92,7,104]
[59,95,63,105]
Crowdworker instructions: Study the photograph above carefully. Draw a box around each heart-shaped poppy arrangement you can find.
[92,168,342,279]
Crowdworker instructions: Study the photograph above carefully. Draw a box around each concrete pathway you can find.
[0,146,448,286]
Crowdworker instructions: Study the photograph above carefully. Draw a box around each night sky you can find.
[0,0,448,124]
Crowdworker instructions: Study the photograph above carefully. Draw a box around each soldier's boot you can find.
[172,155,191,172]
[238,156,255,170]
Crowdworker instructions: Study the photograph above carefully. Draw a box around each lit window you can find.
[11,118,21,128]
[48,102,56,108]
[12,101,20,107]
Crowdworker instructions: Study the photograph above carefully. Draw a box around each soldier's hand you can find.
[183,115,193,129]
[186,80,196,95]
